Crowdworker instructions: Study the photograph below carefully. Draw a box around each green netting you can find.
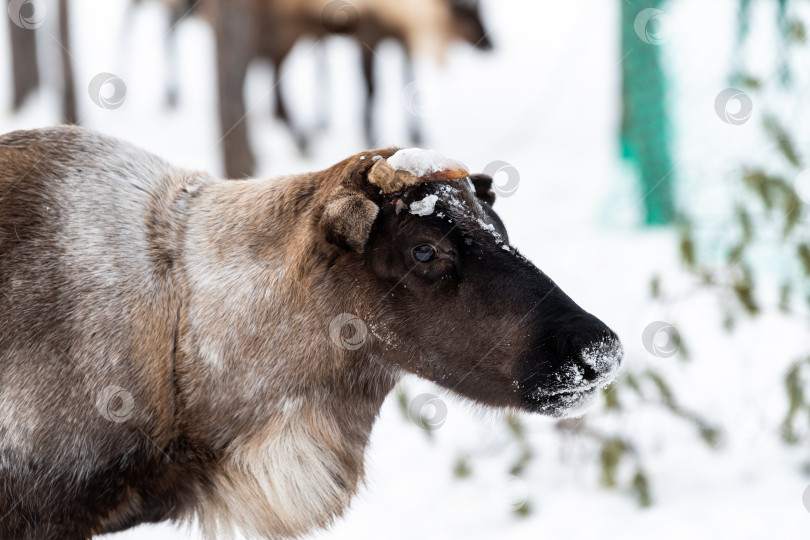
[620,0,676,225]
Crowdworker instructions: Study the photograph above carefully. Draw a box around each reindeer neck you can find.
[174,173,396,449]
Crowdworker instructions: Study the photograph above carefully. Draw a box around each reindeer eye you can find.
[412,245,437,263]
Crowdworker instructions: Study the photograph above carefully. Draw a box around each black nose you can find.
[518,308,622,416]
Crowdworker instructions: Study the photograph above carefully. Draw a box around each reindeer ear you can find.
[320,192,380,253]
[470,174,496,206]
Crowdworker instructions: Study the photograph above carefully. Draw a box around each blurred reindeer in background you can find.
[7,0,491,178]
[206,0,492,177]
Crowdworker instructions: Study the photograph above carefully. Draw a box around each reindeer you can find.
[117,0,490,176]
[0,126,622,539]
[207,0,492,177]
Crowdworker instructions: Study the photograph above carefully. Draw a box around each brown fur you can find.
[0,127,621,539]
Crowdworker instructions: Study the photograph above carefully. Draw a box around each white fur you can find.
[193,415,354,539]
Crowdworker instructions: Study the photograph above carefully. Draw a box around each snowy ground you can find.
[1,0,809,538]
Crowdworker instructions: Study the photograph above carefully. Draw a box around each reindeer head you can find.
[317,148,622,417]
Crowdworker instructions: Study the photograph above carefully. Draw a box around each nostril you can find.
[565,329,623,381]
[578,358,601,381]
[580,337,623,377]
[564,334,599,378]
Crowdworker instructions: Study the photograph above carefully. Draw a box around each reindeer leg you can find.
[7,8,39,111]
[360,45,376,148]
[164,14,180,108]
[273,62,290,124]
[58,0,77,124]
[403,55,422,146]
[273,60,310,156]
[213,0,256,177]
[166,0,200,107]
[315,43,330,132]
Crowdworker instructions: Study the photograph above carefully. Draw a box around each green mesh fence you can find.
[620,0,676,225]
